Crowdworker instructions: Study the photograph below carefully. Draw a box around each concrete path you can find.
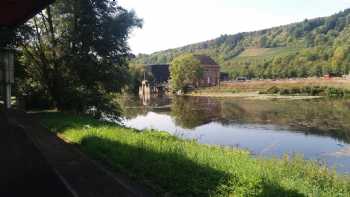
[0,111,74,197]
[1,109,153,197]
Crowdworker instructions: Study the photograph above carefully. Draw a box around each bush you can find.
[279,88,290,95]
[24,89,54,110]
[302,86,312,95]
[326,87,344,97]
[266,86,280,94]
[261,85,350,97]
[290,87,301,94]
[310,86,325,96]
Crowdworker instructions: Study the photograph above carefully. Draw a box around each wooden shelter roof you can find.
[0,0,54,27]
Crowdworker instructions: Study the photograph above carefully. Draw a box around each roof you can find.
[194,55,218,65]
[0,0,54,27]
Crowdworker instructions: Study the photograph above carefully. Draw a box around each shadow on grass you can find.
[80,136,307,197]
[37,112,119,134]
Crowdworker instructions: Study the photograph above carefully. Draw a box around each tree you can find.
[128,63,146,93]
[19,0,142,117]
[170,54,203,91]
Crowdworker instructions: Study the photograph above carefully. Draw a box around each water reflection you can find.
[119,96,350,173]
[120,96,350,143]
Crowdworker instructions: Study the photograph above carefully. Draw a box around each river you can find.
[119,96,350,174]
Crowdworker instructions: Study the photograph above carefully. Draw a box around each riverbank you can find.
[188,78,350,99]
[187,92,323,100]
[39,112,350,196]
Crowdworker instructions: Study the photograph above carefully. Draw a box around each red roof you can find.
[0,0,54,27]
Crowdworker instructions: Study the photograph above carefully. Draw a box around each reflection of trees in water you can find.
[117,95,171,119]
[171,97,350,143]
[171,97,221,129]
[120,95,350,143]
[219,99,350,143]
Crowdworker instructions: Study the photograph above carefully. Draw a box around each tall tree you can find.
[170,54,203,91]
[20,0,142,117]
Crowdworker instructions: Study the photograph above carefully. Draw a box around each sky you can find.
[118,0,350,55]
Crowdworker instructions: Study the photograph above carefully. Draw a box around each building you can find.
[194,55,220,87]
[140,55,220,93]
[146,64,170,84]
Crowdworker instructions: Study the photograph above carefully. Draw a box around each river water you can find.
[119,96,350,174]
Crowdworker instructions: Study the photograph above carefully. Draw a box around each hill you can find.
[132,8,350,79]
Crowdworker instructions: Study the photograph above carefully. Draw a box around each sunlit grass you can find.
[40,112,350,197]
[196,79,350,94]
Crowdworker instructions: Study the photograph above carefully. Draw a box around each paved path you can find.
[0,111,73,197]
[1,109,152,197]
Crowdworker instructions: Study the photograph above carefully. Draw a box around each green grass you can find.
[39,112,350,197]
[221,47,301,73]
[237,47,299,59]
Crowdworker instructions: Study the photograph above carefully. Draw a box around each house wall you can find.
[199,65,220,87]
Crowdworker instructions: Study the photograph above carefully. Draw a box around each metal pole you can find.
[1,49,14,109]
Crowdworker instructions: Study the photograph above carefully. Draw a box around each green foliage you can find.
[133,9,350,79]
[40,112,350,197]
[126,64,146,93]
[0,25,32,48]
[18,0,142,117]
[265,86,280,94]
[170,54,203,91]
[260,85,350,97]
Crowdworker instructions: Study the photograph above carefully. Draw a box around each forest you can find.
[133,8,350,79]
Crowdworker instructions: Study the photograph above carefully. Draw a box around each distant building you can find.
[143,55,220,89]
[139,65,170,97]
[193,55,220,87]
[145,64,170,84]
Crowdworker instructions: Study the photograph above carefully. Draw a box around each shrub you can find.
[266,86,280,94]
[279,88,290,95]
[326,87,344,97]
[302,86,312,95]
[310,86,325,96]
[290,87,301,94]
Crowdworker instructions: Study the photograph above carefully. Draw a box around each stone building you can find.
[194,55,220,87]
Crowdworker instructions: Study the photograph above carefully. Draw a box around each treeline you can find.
[133,8,350,79]
[228,46,350,79]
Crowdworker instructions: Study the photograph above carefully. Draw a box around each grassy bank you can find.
[39,112,350,196]
[190,78,350,99]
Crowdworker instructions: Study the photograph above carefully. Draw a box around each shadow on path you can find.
[0,111,73,197]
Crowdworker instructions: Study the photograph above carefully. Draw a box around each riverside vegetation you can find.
[190,78,350,99]
[40,112,350,197]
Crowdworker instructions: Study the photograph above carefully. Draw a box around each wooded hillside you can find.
[133,9,350,79]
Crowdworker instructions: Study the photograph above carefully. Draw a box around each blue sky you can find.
[118,0,350,54]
